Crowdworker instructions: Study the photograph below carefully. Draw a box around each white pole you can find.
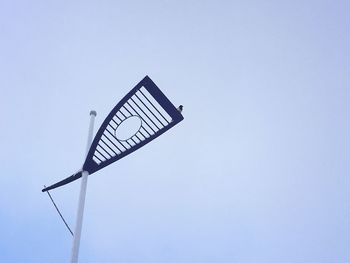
[70,110,97,263]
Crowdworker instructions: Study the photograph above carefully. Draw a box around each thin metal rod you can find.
[45,186,74,236]
[70,110,96,263]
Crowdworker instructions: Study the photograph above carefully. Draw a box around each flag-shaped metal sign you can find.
[42,76,183,192]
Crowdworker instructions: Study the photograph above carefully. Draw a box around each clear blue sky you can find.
[1,0,349,262]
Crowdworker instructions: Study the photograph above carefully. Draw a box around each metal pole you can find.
[70,110,97,263]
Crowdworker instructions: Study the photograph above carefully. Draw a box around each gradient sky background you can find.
[1,0,350,262]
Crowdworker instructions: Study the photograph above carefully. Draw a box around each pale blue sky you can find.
[1,0,350,262]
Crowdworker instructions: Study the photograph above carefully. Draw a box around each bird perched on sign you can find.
[177,105,183,113]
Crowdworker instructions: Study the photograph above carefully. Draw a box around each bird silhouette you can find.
[177,105,183,113]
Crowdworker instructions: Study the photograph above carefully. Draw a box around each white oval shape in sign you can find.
[115,116,142,141]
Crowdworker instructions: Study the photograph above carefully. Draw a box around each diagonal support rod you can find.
[45,187,74,236]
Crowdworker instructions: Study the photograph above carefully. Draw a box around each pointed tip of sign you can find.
[90,110,97,116]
